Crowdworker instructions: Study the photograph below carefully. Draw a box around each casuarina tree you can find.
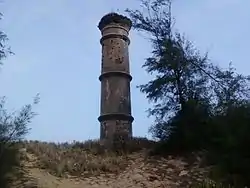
[126,1,250,186]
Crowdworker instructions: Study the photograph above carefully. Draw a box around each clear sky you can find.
[0,0,249,142]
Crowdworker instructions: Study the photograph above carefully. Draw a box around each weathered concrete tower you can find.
[98,13,134,146]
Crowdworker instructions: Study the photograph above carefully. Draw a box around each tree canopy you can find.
[126,0,250,186]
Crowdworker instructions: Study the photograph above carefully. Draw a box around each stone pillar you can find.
[98,13,134,148]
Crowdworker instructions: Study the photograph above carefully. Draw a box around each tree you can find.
[126,1,250,185]
[211,62,250,115]
[0,13,39,187]
[0,95,39,148]
[0,13,13,65]
[126,0,212,141]
[207,63,250,186]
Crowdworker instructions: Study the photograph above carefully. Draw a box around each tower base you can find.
[99,115,133,151]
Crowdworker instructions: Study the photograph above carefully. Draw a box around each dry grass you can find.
[1,139,235,187]
[24,137,156,178]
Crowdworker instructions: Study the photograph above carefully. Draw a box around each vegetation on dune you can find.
[23,138,236,187]
[126,0,250,187]
[24,137,155,178]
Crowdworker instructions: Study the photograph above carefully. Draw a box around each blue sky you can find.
[0,0,249,142]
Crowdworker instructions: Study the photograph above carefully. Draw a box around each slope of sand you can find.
[10,149,209,188]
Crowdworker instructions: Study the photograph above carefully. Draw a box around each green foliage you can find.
[126,0,250,186]
[0,13,13,65]
[0,96,39,143]
[0,94,39,187]
[98,12,132,30]
[0,13,39,187]
[211,63,250,115]
[126,0,211,120]
[207,103,250,186]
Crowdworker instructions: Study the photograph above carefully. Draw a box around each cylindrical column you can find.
[98,13,134,147]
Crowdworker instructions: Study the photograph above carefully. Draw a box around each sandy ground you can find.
[9,150,206,188]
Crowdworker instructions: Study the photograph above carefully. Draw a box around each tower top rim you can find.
[98,12,132,31]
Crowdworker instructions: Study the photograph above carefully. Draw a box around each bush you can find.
[0,143,21,187]
[149,103,250,186]
[0,96,38,187]
[206,104,250,186]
